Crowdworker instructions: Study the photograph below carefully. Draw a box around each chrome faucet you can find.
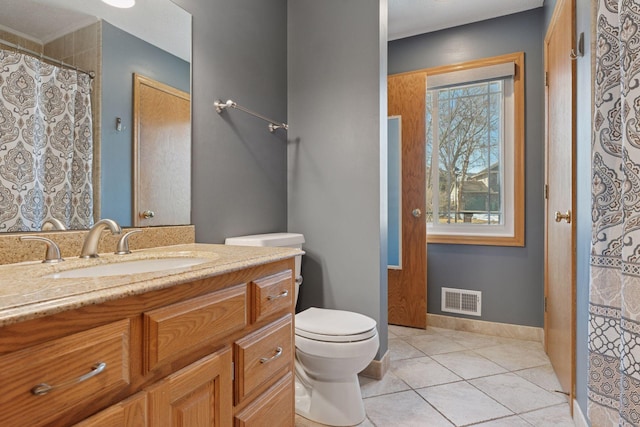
[80,219,122,258]
[41,218,67,231]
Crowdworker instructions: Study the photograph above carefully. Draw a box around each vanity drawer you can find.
[234,315,292,404]
[251,270,294,323]
[144,284,247,371]
[0,319,131,427]
[234,372,294,427]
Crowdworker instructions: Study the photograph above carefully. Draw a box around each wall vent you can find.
[441,287,482,316]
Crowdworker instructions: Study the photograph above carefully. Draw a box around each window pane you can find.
[426,80,504,226]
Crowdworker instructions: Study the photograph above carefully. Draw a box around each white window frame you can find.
[425,53,525,247]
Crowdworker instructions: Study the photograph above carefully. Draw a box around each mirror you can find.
[0,0,191,232]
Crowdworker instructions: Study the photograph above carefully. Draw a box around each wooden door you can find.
[544,0,575,403]
[147,347,232,426]
[387,72,427,328]
[133,74,191,227]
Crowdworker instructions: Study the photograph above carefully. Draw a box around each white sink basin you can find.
[46,257,211,279]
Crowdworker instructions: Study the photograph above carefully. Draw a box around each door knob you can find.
[554,210,571,223]
[412,208,422,218]
[140,210,155,219]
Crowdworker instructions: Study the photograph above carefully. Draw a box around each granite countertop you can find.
[0,243,302,327]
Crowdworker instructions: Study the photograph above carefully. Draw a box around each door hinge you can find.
[231,361,235,381]
[544,296,548,312]
[545,71,549,87]
[544,184,549,200]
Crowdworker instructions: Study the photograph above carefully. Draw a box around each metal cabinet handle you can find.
[31,362,106,396]
[267,290,289,301]
[260,347,283,364]
[554,210,572,223]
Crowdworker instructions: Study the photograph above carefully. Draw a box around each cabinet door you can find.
[74,392,147,427]
[147,347,232,427]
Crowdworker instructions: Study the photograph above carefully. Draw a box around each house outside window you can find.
[425,53,525,246]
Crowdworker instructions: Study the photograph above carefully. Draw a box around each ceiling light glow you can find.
[101,0,135,8]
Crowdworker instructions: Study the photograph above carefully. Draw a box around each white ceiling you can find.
[0,0,190,61]
[388,0,545,40]
[0,0,545,62]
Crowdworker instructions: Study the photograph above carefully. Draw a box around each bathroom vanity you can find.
[0,244,300,426]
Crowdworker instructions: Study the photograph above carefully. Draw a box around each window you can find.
[425,53,524,246]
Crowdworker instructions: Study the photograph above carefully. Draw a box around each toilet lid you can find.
[295,307,378,343]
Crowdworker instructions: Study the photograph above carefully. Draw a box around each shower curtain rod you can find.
[0,38,95,79]
[214,99,288,133]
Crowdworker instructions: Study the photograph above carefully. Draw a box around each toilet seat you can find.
[295,307,377,343]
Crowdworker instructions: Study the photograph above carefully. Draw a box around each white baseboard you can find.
[573,399,589,427]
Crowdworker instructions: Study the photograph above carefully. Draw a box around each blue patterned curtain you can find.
[589,0,640,425]
[0,49,93,231]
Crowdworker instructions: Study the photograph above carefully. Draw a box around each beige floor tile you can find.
[364,390,454,426]
[359,370,411,398]
[443,330,521,349]
[392,356,461,389]
[417,381,513,425]
[469,415,533,426]
[431,350,508,380]
[519,403,574,426]
[389,324,432,337]
[389,337,426,360]
[473,342,550,371]
[470,373,567,413]
[295,414,374,426]
[405,333,467,356]
[514,364,564,392]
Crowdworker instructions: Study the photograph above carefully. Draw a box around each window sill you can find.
[427,233,524,247]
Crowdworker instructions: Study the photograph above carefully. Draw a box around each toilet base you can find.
[294,373,366,427]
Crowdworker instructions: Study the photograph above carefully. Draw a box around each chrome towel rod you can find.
[214,99,288,133]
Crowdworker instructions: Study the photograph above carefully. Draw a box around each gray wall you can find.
[101,21,190,226]
[173,0,288,243]
[287,0,389,358]
[389,9,546,327]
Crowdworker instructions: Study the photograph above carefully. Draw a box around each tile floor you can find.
[295,325,574,427]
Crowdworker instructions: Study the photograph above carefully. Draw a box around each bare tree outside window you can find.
[426,80,503,225]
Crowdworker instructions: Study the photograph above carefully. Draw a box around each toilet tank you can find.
[224,233,305,303]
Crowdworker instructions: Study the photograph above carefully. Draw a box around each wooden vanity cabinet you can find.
[0,258,296,427]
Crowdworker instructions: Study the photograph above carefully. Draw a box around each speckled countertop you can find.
[0,243,301,327]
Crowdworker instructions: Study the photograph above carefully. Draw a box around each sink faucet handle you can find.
[20,236,64,263]
[115,229,143,255]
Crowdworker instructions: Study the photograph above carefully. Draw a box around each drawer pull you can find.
[260,347,283,364]
[267,290,289,301]
[31,362,107,396]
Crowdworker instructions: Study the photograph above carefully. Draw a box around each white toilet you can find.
[225,233,379,427]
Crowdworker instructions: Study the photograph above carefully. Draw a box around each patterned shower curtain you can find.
[589,0,640,425]
[0,48,93,232]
